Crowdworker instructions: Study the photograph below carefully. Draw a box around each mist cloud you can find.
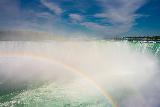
[0,41,159,107]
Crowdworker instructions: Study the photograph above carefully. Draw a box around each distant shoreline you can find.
[114,36,160,43]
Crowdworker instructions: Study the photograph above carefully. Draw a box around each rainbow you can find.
[0,51,118,107]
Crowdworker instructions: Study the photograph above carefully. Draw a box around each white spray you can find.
[0,41,159,107]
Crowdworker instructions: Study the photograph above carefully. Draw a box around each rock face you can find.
[0,30,62,41]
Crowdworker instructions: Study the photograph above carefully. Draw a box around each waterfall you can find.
[0,40,159,107]
[127,41,160,56]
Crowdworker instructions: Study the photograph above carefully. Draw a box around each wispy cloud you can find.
[96,0,146,24]
[69,14,83,22]
[95,0,146,33]
[80,0,147,36]
[0,0,149,37]
[35,12,56,20]
[81,22,106,29]
[40,0,63,15]
[38,0,148,37]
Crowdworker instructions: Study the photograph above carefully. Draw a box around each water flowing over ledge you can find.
[0,40,159,107]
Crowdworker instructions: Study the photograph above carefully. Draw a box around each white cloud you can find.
[81,22,106,29]
[41,0,63,15]
[81,0,147,36]
[96,0,146,24]
[36,12,56,19]
[0,0,148,37]
[69,14,83,22]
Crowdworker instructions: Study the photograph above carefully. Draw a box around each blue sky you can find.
[0,0,160,38]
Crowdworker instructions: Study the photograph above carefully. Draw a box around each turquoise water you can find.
[0,83,113,107]
[128,41,160,56]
